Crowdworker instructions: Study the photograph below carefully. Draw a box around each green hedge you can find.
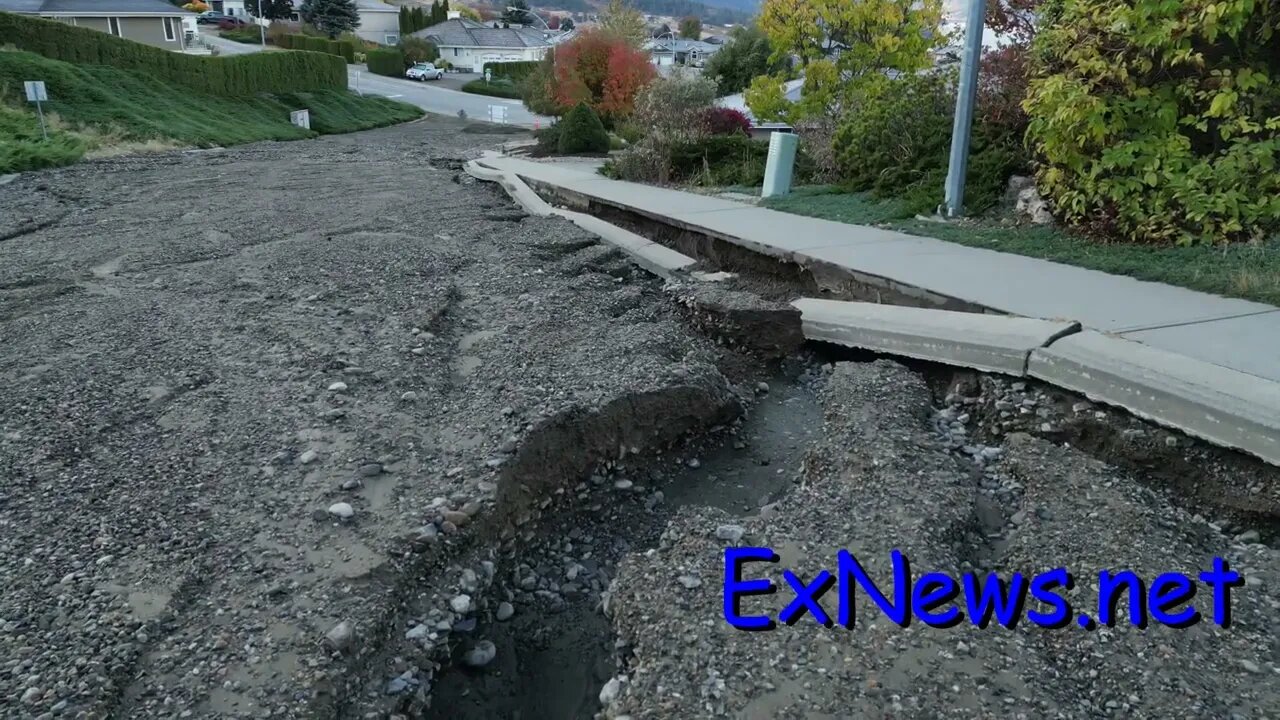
[481,60,540,81]
[461,78,522,99]
[367,48,405,77]
[276,34,355,63]
[0,12,345,95]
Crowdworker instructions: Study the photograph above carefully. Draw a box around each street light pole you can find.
[660,31,676,66]
[941,0,986,217]
[257,0,266,46]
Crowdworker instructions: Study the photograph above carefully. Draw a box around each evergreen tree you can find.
[299,0,359,37]
[411,5,425,30]
[561,17,574,31]
[441,0,449,18]
[399,6,411,34]
[502,0,530,25]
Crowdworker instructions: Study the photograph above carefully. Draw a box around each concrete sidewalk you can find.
[476,154,1280,385]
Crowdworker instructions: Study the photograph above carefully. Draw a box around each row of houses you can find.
[0,0,719,72]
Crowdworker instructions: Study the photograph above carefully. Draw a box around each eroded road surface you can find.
[2,119,1278,720]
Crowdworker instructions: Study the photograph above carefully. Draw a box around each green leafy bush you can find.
[481,60,540,81]
[0,12,345,95]
[1025,0,1280,245]
[461,78,522,99]
[605,134,816,187]
[366,48,406,77]
[557,102,610,155]
[399,37,439,65]
[833,73,1022,215]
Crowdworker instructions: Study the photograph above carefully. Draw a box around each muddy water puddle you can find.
[421,371,821,719]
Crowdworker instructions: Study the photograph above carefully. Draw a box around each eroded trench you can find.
[382,178,1279,719]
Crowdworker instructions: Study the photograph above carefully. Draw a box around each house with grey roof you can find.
[0,0,193,50]
[646,37,721,68]
[410,15,552,72]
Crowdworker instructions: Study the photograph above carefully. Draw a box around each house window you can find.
[108,17,121,36]
[453,48,458,56]
[385,33,399,45]
[163,18,175,41]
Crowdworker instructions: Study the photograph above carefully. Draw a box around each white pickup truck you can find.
[405,62,444,81]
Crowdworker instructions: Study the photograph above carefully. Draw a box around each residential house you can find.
[410,15,552,72]
[646,37,720,68]
[353,0,399,45]
[0,0,193,50]
[207,0,246,17]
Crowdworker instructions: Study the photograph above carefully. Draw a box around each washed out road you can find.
[1,116,1277,720]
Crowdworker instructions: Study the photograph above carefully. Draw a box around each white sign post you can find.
[488,104,508,124]
[24,81,48,140]
[484,68,492,83]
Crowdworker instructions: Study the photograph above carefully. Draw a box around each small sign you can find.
[290,109,311,130]
[488,105,508,124]
[484,69,492,83]
[24,80,47,103]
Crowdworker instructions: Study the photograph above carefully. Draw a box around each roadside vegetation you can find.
[479,0,1279,304]
[0,50,422,173]
[764,188,1280,305]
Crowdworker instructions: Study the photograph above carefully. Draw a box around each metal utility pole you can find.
[941,0,986,217]
[258,0,267,46]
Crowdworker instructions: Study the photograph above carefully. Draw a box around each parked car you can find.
[405,62,444,81]
[196,11,228,24]
[218,17,250,29]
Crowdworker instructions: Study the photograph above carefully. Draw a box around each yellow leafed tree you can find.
[599,0,647,48]
[752,0,946,122]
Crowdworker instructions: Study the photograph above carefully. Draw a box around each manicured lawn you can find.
[0,50,423,173]
[763,185,1280,306]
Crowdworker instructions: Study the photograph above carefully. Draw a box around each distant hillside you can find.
[630,0,753,23]
[694,0,758,13]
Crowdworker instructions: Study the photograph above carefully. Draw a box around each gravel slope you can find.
[606,361,1279,719]
[0,119,741,719]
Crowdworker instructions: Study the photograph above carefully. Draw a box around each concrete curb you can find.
[1028,331,1280,467]
[465,160,697,281]
[792,298,1080,376]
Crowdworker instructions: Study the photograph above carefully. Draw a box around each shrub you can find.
[481,60,540,81]
[334,39,356,63]
[521,50,561,116]
[702,24,790,97]
[461,78,522,99]
[0,12,345,95]
[366,48,406,77]
[558,102,610,154]
[399,37,439,65]
[550,30,656,121]
[833,73,1022,215]
[1025,0,1280,245]
[607,134,817,187]
[277,33,294,48]
[702,107,750,136]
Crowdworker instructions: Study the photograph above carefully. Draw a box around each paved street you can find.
[199,33,550,127]
[347,67,550,127]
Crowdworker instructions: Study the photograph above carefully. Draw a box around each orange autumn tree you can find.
[551,30,655,122]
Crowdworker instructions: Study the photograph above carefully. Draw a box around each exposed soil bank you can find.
[420,365,822,719]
